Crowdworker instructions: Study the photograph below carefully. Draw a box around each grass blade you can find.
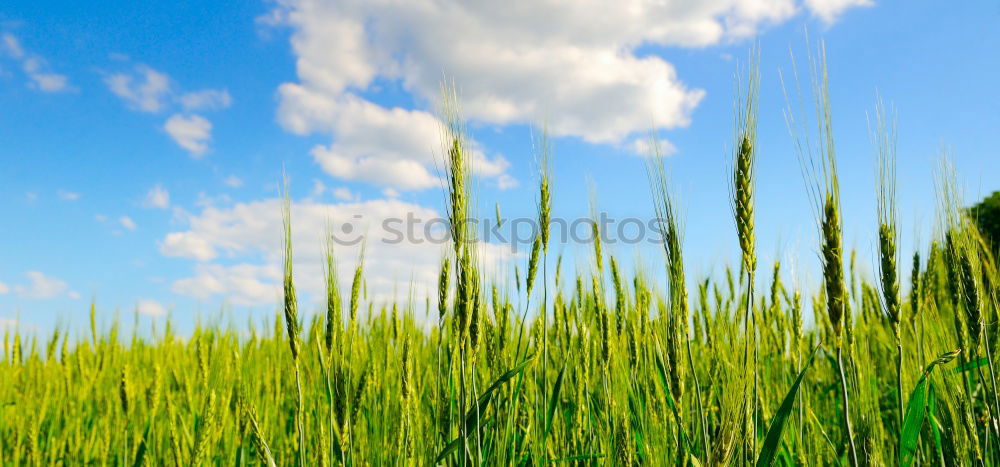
[435,355,535,463]
[951,356,988,373]
[544,361,567,442]
[756,345,819,467]
[131,422,151,467]
[654,344,691,452]
[900,349,961,467]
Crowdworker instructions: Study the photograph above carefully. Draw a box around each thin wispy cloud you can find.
[13,271,71,300]
[0,32,72,93]
[144,184,170,209]
[178,88,232,111]
[57,190,81,201]
[119,216,137,231]
[332,186,356,201]
[105,64,171,112]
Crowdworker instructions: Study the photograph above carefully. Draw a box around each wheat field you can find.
[2,49,998,466]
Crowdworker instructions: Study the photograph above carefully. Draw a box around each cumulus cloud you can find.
[119,216,137,231]
[0,33,71,92]
[136,299,167,317]
[265,0,867,190]
[0,282,8,294]
[144,183,170,209]
[280,89,513,190]
[13,271,69,299]
[105,64,171,112]
[224,175,244,188]
[280,90,445,189]
[172,263,281,306]
[164,114,212,156]
[161,196,512,309]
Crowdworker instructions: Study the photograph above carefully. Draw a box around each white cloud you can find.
[224,175,244,188]
[265,0,866,190]
[172,263,281,306]
[1,33,71,93]
[496,174,518,190]
[0,282,8,294]
[13,271,69,299]
[269,0,717,142]
[120,216,137,231]
[144,183,170,209]
[628,135,678,157]
[57,190,80,201]
[95,214,108,222]
[136,299,167,317]
[279,90,510,190]
[332,187,355,201]
[195,192,232,208]
[161,196,512,308]
[162,231,217,261]
[1,33,25,58]
[164,113,212,156]
[179,88,232,111]
[804,0,872,23]
[281,91,443,189]
[103,62,230,156]
[311,179,326,197]
[24,67,69,92]
[105,65,171,112]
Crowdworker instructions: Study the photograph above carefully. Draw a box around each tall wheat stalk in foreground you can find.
[732,48,760,462]
[440,83,484,460]
[871,97,904,431]
[937,160,1000,460]
[646,134,707,463]
[323,222,341,358]
[534,129,553,448]
[786,41,859,466]
[281,179,306,467]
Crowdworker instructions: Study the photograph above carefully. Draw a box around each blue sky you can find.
[1,0,998,337]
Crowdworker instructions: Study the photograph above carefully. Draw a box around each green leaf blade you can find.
[755,345,819,467]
